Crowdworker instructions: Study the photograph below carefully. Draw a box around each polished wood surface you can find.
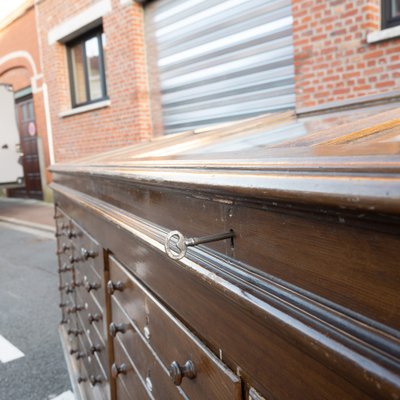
[53,109,400,399]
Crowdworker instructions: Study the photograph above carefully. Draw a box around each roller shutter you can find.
[145,0,295,134]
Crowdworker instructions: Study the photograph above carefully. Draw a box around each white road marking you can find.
[0,334,24,363]
[50,391,75,400]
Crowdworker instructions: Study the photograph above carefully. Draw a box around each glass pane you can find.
[392,0,400,17]
[85,36,102,100]
[71,43,87,104]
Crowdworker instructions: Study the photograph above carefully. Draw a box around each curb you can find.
[0,216,54,233]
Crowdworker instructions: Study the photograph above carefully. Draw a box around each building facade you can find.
[0,0,52,200]
[37,0,400,164]
[1,0,399,182]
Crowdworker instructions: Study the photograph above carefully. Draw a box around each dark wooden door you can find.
[8,96,43,199]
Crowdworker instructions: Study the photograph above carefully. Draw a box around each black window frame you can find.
[66,27,108,108]
[382,0,400,29]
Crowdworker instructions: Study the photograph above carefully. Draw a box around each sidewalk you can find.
[0,197,54,233]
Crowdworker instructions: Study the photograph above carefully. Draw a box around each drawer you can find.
[78,361,110,400]
[59,290,76,324]
[111,297,184,400]
[77,328,107,380]
[60,323,80,360]
[76,311,109,376]
[109,256,242,400]
[75,262,105,308]
[76,289,107,344]
[69,223,102,268]
[113,335,152,400]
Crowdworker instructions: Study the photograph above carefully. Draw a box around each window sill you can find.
[58,99,111,118]
[367,25,400,43]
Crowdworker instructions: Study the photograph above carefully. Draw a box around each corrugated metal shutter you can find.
[145,0,295,134]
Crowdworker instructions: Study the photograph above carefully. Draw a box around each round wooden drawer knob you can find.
[81,248,97,260]
[109,322,127,337]
[76,351,86,360]
[107,280,124,295]
[88,313,102,324]
[85,281,100,292]
[66,230,77,239]
[66,305,83,314]
[59,264,73,273]
[169,360,196,386]
[89,375,103,386]
[90,345,102,355]
[111,363,128,378]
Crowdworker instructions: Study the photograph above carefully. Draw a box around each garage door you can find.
[145,0,295,134]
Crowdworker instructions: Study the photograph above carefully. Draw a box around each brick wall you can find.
[292,0,400,111]
[0,5,52,198]
[37,0,152,163]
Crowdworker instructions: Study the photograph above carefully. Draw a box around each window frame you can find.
[66,27,108,108]
[382,0,400,29]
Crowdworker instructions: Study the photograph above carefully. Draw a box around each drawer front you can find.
[109,256,242,400]
[113,334,152,400]
[111,297,184,400]
[77,329,107,380]
[75,262,105,309]
[76,289,107,343]
[76,310,109,377]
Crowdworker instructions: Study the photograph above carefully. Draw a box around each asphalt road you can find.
[0,222,72,399]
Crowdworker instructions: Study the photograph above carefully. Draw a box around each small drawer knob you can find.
[107,280,124,295]
[90,345,102,355]
[59,264,73,273]
[65,286,74,294]
[109,322,127,337]
[89,375,103,386]
[69,255,82,264]
[56,244,70,255]
[66,230,77,239]
[85,281,100,292]
[169,360,196,386]
[81,248,97,260]
[69,348,78,355]
[111,363,128,378]
[77,376,87,384]
[88,313,102,324]
[67,305,84,314]
[67,329,83,337]
[59,302,68,308]
[76,351,86,360]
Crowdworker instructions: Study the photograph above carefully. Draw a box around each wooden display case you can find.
[52,108,400,400]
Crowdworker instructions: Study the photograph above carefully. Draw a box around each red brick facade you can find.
[3,0,399,170]
[36,0,152,163]
[0,2,52,199]
[292,0,400,111]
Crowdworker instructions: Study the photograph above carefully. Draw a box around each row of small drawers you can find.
[55,209,110,399]
[108,256,241,400]
[56,209,241,399]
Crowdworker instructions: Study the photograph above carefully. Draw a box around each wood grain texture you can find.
[53,187,400,400]
[53,107,400,400]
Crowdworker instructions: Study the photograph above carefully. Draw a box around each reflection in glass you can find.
[85,37,102,100]
[392,0,400,17]
[71,43,87,104]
